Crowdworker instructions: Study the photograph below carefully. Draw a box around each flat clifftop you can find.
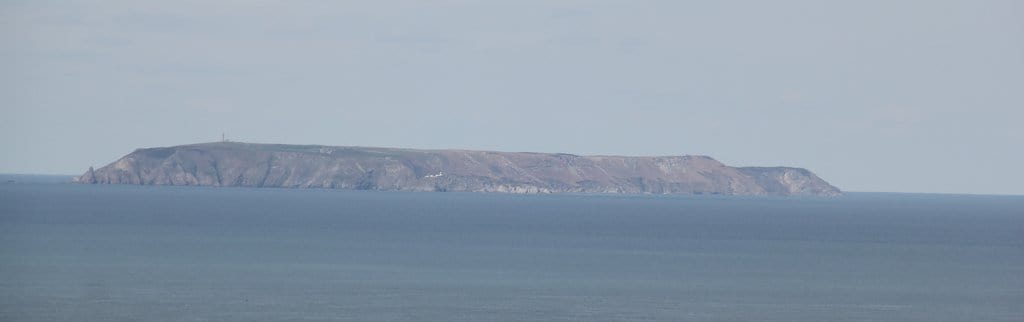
[75,142,841,196]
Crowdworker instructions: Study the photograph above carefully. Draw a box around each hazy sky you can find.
[3,0,1022,194]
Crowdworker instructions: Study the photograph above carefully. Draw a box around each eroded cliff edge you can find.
[74,142,841,196]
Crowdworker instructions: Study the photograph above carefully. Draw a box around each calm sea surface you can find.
[1,181,1022,321]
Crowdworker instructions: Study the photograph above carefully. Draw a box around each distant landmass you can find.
[74,142,841,196]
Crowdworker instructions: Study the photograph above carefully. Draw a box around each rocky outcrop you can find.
[74,142,841,196]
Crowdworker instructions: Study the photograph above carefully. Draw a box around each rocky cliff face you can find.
[74,142,841,196]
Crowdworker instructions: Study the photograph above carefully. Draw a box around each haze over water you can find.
[1,182,1022,321]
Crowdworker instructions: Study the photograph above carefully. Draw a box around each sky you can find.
[2,0,1022,195]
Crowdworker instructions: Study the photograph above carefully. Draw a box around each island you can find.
[74,142,841,196]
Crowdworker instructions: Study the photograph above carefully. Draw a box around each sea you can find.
[1,176,1022,321]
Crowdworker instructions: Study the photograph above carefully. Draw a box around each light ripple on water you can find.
[1,183,1022,321]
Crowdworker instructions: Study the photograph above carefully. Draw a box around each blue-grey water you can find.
[1,181,1022,321]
